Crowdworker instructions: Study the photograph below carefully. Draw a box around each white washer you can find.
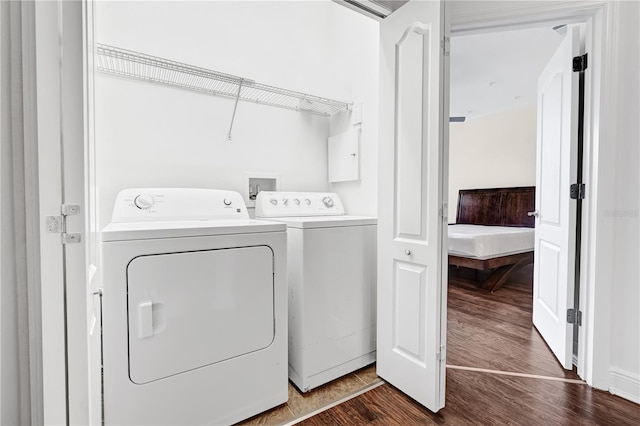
[255,191,377,392]
[100,188,287,425]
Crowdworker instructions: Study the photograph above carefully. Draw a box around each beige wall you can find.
[448,106,537,223]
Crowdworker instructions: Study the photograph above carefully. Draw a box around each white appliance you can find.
[255,191,377,392]
[100,188,287,425]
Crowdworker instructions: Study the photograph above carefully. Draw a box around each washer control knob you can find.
[294,198,301,205]
[134,194,154,210]
[305,198,311,205]
[223,198,232,206]
[283,198,289,206]
[322,197,334,208]
[270,198,278,206]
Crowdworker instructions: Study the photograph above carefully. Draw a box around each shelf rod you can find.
[227,79,244,140]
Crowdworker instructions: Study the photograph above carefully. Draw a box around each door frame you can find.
[31,0,96,424]
[449,0,618,390]
[28,0,620,422]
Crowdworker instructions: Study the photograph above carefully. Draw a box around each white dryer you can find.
[100,188,287,425]
[255,191,377,392]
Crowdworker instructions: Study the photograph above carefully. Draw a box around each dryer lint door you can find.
[126,246,275,384]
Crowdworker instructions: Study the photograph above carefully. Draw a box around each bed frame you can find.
[449,186,535,292]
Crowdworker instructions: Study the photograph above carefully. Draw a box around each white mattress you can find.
[448,224,535,260]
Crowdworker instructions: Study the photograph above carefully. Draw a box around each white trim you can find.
[446,365,585,384]
[609,367,640,404]
[21,0,44,423]
[34,0,68,422]
[450,0,605,35]
[449,0,616,393]
[0,1,4,419]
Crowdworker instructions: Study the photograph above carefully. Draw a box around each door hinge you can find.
[437,344,446,361]
[573,53,588,72]
[439,203,448,219]
[46,204,81,244]
[441,36,450,56]
[570,183,586,200]
[567,308,582,326]
[61,233,82,244]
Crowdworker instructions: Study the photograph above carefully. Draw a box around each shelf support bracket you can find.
[227,79,244,140]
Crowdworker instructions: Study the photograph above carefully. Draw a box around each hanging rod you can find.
[96,44,352,117]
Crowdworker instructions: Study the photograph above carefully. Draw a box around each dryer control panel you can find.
[111,188,249,222]
[255,191,345,218]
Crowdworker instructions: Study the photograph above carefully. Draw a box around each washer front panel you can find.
[127,246,274,384]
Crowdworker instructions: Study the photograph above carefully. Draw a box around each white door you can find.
[35,1,94,423]
[532,26,581,370]
[377,0,449,412]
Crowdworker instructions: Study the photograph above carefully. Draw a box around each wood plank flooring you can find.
[298,370,640,425]
[298,264,640,425]
[447,263,580,379]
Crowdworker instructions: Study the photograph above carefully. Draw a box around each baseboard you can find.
[609,367,640,404]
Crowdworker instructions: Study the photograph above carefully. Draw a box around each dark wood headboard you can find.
[456,187,535,228]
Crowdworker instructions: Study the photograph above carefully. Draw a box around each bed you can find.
[448,187,535,292]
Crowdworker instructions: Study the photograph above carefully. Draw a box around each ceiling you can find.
[332,2,565,121]
[450,27,565,120]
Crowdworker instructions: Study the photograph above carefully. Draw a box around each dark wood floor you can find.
[447,264,580,379]
[299,264,640,425]
[299,371,640,425]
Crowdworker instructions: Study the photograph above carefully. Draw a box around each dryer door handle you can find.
[138,300,154,339]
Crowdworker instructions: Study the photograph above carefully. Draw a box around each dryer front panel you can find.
[126,245,274,384]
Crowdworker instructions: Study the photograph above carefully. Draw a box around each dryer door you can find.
[127,245,274,384]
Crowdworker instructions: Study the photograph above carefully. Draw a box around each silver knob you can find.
[405,249,411,255]
[270,199,278,206]
[527,211,539,217]
[322,197,334,208]
[223,198,232,206]
[294,199,300,205]
[283,198,289,206]
[305,199,311,205]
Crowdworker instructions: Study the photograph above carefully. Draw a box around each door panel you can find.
[378,0,448,412]
[538,241,561,315]
[393,262,427,362]
[396,28,426,237]
[539,73,563,225]
[533,25,580,370]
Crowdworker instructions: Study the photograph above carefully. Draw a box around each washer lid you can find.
[101,219,285,242]
[263,215,377,229]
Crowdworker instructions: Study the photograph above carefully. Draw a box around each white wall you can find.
[608,0,640,403]
[95,1,379,227]
[448,106,537,223]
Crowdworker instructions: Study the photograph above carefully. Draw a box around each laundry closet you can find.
[92,1,380,424]
[94,1,379,228]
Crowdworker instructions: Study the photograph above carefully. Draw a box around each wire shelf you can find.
[96,44,352,117]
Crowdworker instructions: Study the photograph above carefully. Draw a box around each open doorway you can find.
[446,24,580,378]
